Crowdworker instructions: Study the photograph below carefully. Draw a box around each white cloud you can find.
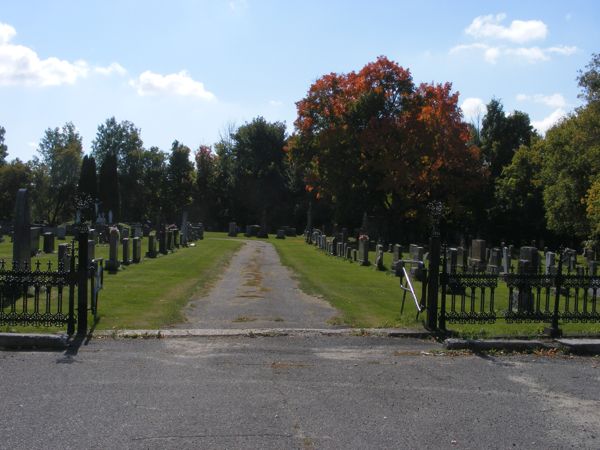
[532,108,566,134]
[269,100,282,107]
[465,13,547,44]
[516,93,567,108]
[94,62,127,76]
[452,14,577,65]
[547,46,578,56]
[460,97,486,122]
[0,23,16,44]
[450,42,578,64]
[129,70,216,100]
[0,21,126,87]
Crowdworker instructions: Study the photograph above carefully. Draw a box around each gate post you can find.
[77,230,89,335]
[549,250,563,337]
[426,234,440,330]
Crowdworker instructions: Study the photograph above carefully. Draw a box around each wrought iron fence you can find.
[438,247,600,334]
[0,232,101,335]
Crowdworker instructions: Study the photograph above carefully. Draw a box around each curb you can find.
[444,338,600,355]
[93,327,434,339]
[0,333,69,350]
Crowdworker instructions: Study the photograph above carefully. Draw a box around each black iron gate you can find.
[0,231,100,335]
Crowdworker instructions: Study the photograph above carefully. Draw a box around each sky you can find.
[0,0,598,162]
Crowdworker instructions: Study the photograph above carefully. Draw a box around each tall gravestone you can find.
[105,227,121,272]
[228,222,237,237]
[375,244,385,271]
[181,211,189,246]
[13,189,31,269]
[132,237,142,263]
[43,232,55,254]
[122,237,131,265]
[358,239,370,266]
[147,234,157,258]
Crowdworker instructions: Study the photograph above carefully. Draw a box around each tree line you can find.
[0,54,597,251]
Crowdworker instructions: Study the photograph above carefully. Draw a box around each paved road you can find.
[0,335,598,449]
[180,240,338,329]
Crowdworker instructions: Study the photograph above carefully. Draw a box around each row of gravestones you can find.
[227,222,297,239]
[304,227,599,279]
[103,222,204,273]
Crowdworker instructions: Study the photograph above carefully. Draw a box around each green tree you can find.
[577,52,600,104]
[495,141,546,243]
[0,126,8,166]
[540,102,600,241]
[98,153,120,222]
[140,146,167,223]
[35,122,83,224]
[77,155,98,220]
[231,117,288,229]
[164,141,195,222]
[91,117,145,220]
[0,159,31,220]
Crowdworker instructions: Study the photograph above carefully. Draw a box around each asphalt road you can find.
[1,335,599,449]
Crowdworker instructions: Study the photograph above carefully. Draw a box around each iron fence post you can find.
[439,244,447,331]
[67,241,76,335]
[426,234,440,330]
[550,250,563,337]
[77,230,89,335]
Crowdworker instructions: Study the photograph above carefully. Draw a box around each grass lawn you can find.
[0,232,243,333]
[270,235,600,337]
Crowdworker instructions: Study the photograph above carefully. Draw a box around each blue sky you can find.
[0,0,598,162]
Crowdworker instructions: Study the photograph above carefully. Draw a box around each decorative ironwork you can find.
[0,257,76,327]
[438,247,600,332]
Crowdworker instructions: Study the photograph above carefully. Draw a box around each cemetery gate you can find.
[426,243,600,336]
[0,231,101,335]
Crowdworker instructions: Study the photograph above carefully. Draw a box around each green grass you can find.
[270,236,422,328]
[0,232,243,333]
[269,236,600,337]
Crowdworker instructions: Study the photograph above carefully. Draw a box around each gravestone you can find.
[502,247,511,274]
[30,227,41,257]
[122,238,131,265]
[352,249,358,262]
[285,227,296,237]
[589,261,598,276]
[457,247,467,270]
[447,247,458,274]
[121,227,130,242]
[519,246,539,274]
[132,237,141,263]
[180,211,189,246]
[469,239,487,271]
[43,232,55,254]
[331,236,338,256]
[375,244,385,271]
[409,244,424,262]
[487,248,502,274]
[358,239,369,266]
[147,234,157,258]
[133,225,143,238]
[197,223,204,240]
[88,240,96,265]
[545,252,556,275]
[56,226,66,240]
[57,243,71,271]
[345,246,352,259]
[13,189,31,268]
[392,244,403,272]
[337,242,343,256]
[173,229,180,248]
[105,227,121,272]
[276,229,285,239]
[159,229,167,255]
[228,222,237,237]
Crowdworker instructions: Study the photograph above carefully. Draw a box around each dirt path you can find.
[179,239,338,329]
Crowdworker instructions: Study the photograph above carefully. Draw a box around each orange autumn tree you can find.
[287,56,485,233]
